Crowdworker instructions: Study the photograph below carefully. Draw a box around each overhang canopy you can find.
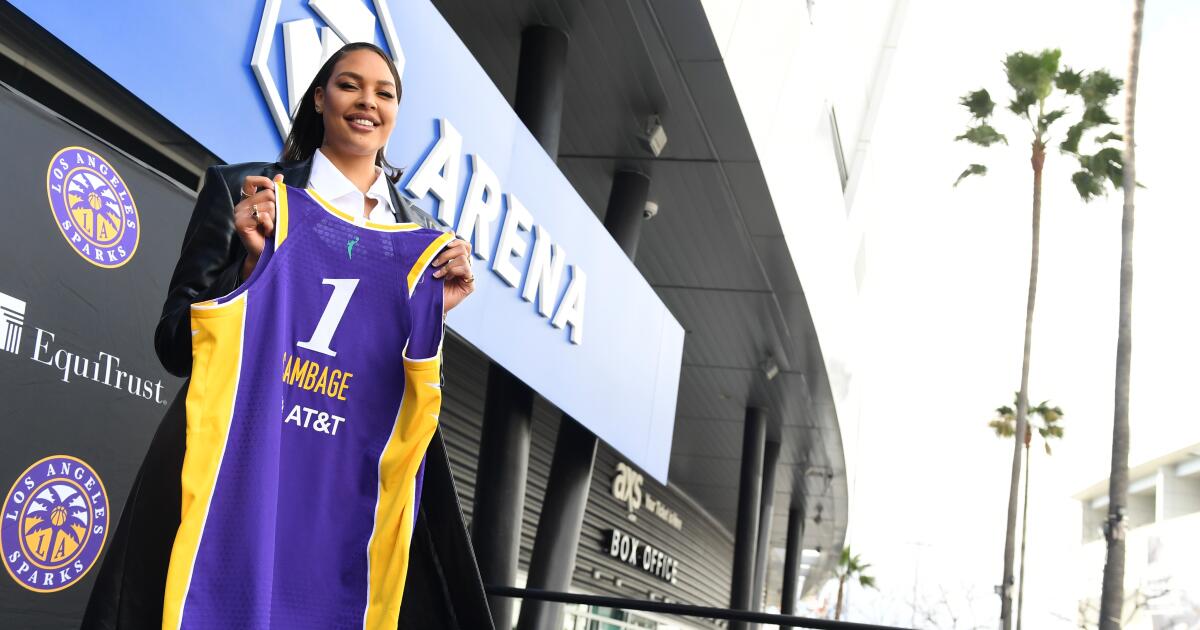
[432,0,850,599]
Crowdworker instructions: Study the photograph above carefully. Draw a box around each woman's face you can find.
[314,49,398,158]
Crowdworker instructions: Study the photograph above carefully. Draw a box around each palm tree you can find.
[955,49,1124,630]
[833,546,876,620]
[1099,1,1146,627]
[990,395,1064,630]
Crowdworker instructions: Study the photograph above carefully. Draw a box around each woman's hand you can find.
[432,239,475,313]
[234,174,285,279]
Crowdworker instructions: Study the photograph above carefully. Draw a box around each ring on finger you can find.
[240,188,252,199]
[251,203,259,221]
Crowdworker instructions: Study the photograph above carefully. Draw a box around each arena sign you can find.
[9,0,684,481]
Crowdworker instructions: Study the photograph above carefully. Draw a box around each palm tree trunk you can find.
[1017,442,1031,630]
[1002,141,1044,630]
[835,575,846,620]
[1099,0,1144,626]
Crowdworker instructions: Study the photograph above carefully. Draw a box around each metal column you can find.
[514,25,568,162]
[730,408,767,630]
[472,23,569,630]
[516,420,597,630]
[780,507,806,626]
[602,170,651,260]
[471,365,534,629]
[519,167,651,630]
[751,440,780,612]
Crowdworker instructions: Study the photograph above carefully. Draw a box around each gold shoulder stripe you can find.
[407,232,456,296]
[274,180,290,248]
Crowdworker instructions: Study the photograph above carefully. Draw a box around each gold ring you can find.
[463,276,475,284]
[251,203,259,220]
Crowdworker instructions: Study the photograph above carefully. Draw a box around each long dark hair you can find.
[281,42,405,183]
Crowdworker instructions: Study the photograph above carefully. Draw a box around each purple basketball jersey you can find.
[163,182,453,630]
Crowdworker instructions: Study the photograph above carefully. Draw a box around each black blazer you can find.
[82,156,493,630]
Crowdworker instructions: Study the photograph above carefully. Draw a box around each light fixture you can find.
[760,354,780,381]
[641,114,668,157]
[643,200,659,220]
[801,548,821,558]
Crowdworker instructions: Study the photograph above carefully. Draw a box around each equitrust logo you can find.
[0,292,25,354]
[252,0,406,140]
[2,455,109,593]
[0,290,166,405]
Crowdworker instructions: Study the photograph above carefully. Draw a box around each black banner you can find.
[0,83,193,628]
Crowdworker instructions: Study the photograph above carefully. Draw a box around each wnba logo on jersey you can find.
[45,147,140,269]
[2,455,109,593]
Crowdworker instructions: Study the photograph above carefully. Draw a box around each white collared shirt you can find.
[307,148,397,224]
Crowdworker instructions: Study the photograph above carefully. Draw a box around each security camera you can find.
[643,200,659,220]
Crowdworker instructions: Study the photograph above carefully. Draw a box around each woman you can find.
[83,43,493,629]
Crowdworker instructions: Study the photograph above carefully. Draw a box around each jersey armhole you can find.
[407,231,456,297]
[274,179,290,249]
[403,231,454,361]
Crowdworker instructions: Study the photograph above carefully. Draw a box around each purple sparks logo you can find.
[2,455,109,593]
[46,147,140,268]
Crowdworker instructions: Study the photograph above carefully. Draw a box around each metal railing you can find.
[487,586,915,630]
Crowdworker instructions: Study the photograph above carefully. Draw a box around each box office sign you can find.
[606,527,678,584]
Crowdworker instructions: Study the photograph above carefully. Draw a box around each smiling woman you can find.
[317,65,398,141]
[282,45,402,189]
[80,42,493,630]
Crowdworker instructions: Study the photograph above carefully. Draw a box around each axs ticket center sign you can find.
[11,0,684,480]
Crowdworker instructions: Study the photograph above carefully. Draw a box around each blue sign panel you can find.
[11,0,683,480]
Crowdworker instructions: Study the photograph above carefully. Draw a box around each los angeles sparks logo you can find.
[46,147,140,268]
[2,455,109,593]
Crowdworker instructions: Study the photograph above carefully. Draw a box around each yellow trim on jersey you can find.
[163,294,249,630]
[407,231,456,296]
[362,355,442,630]
[274,180,290,248]
[304,187,422,232]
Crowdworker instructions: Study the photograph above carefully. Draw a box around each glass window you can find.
[562,603,703,630]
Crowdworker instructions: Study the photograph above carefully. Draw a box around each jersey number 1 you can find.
[297,278,359,357]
